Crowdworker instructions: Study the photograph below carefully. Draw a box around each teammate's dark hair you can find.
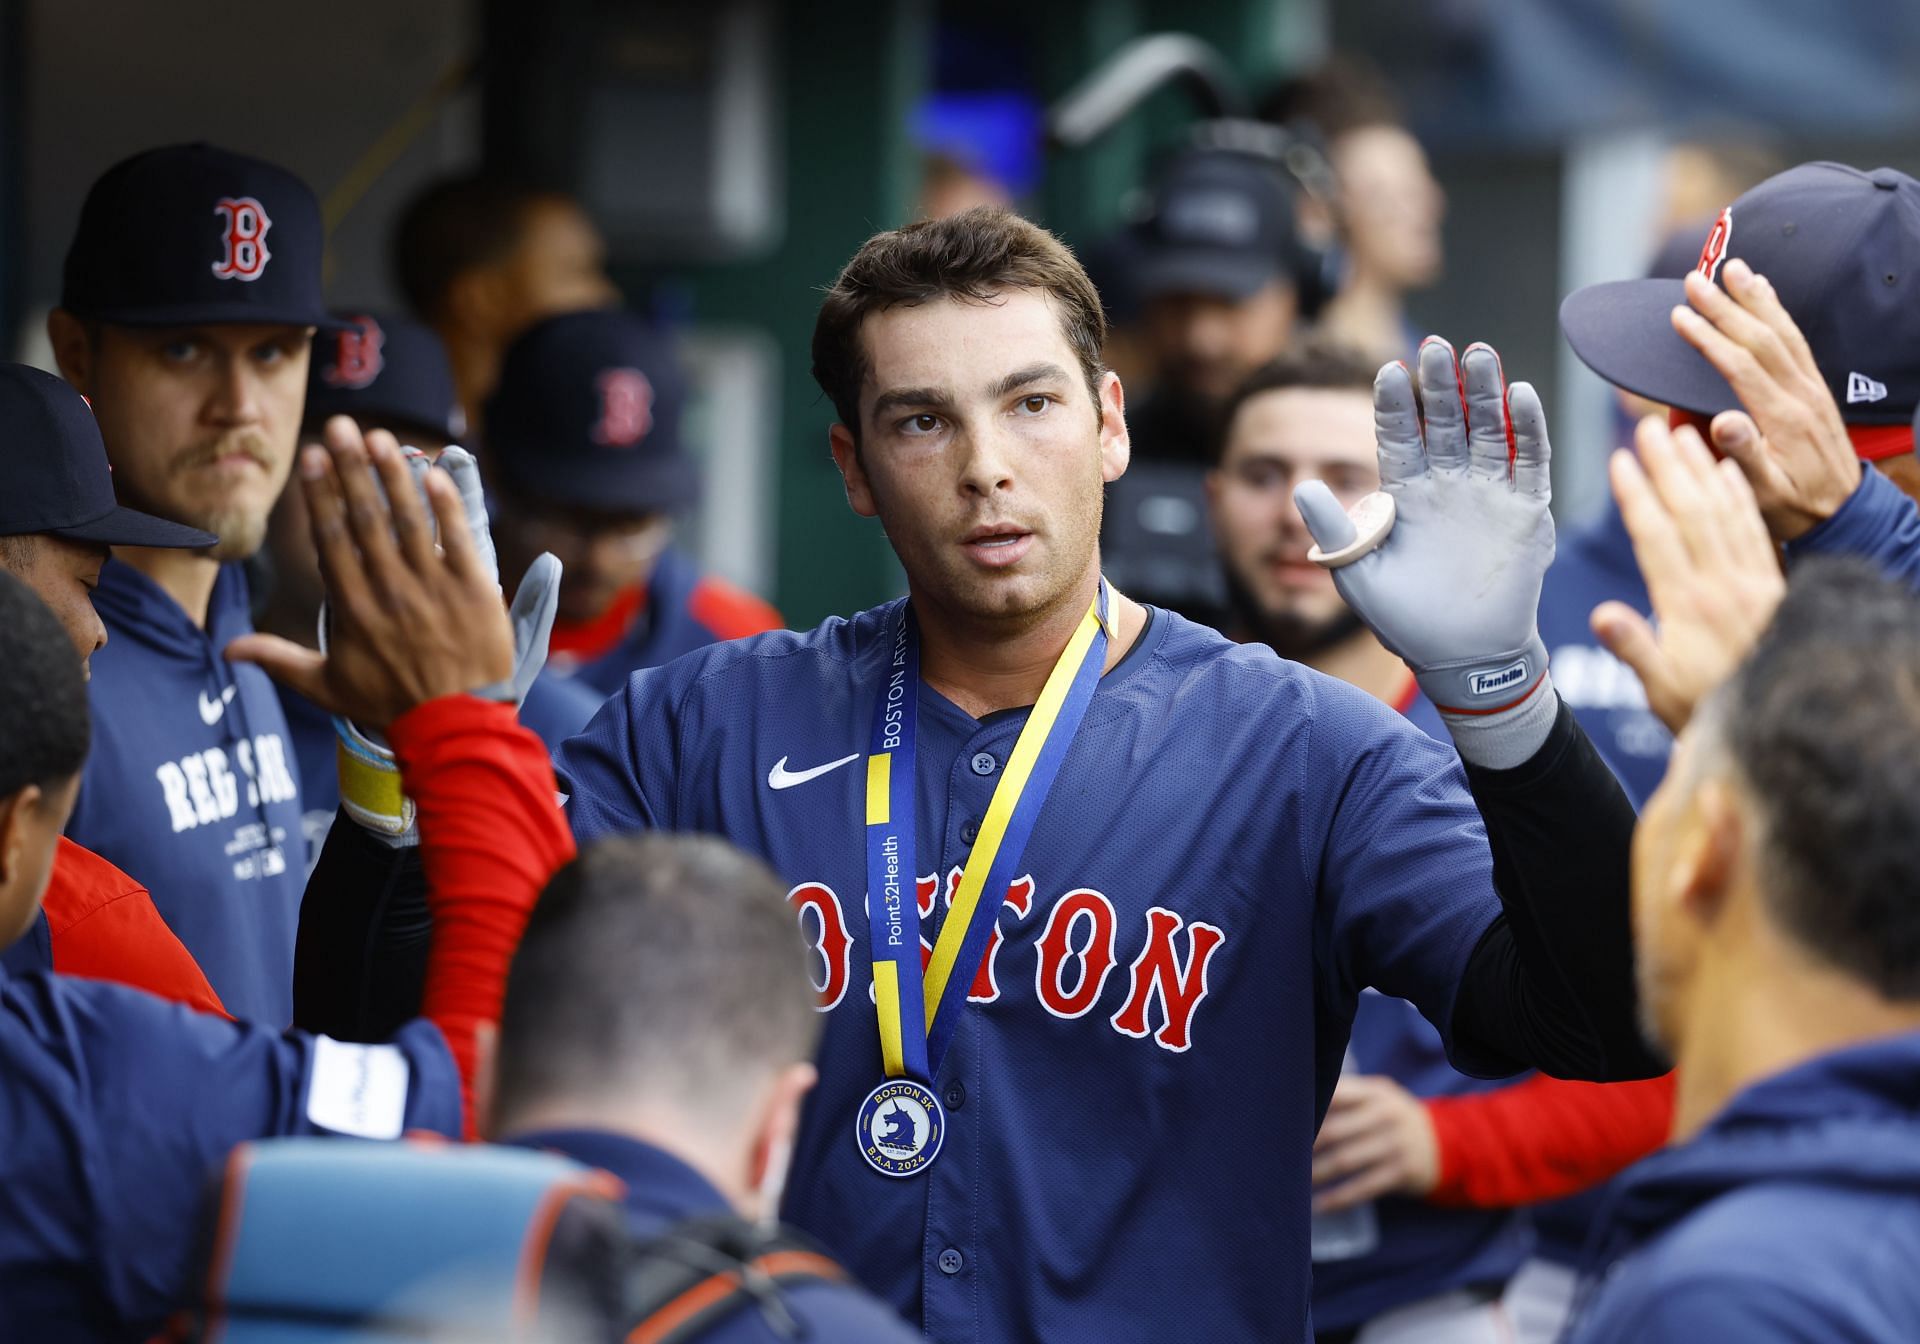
[0,570,89,799]
[392,174,558,322]
[811,206,1107,444]
[1260,53,1403,139]
[492,833,821,1132]
[1703,559,1920,999]
[1212,342,1380,466]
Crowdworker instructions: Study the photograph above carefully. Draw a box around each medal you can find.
[856,1079,946,1178]
[857,580,1113,1176]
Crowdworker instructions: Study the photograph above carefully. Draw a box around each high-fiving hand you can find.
[1295,338,1557,768]
[1671,259,1862,541]
[1591,417,1786,735]
[227,419,515,728]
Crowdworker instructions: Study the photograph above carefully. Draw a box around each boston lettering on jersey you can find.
[559,601,1503,1341]
[793,866,1225,1053]
[68,559,305,1025]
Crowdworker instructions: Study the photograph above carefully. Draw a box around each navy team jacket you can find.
[67,560,304,1024]
[1565,1031,1920,1342]
[559,604,1508,1342]
[0,967,459,1341]
[514,1129,923,1343]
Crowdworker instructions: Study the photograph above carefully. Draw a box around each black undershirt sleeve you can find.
[291,812,430,1041]
[1449,698,1670,1082]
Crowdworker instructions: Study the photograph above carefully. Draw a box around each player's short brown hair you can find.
[811,207,1107,442]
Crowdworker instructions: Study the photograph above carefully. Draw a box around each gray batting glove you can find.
[436,447,559,706]
[322,446,562,845]
[1294,338,1558,768]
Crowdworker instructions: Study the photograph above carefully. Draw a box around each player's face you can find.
[1630,727,1716,1053]
[498,199,620,336]
[0,535,109,679]
[831,290,1129,628]
[1333,126,1445,291]
[1207,387,1378,640]
[1141,280,1298,406]
[0,772,80,950]
[77,324,311,562]
[494,495,672,625]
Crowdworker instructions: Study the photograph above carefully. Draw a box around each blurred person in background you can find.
[45,144,323,1026]
[1266,56,1445,364]
[1124,147,1307,466]
[917,150,1014,221]
[393,173,620,448]
[487,310,781,701]
[488,833,922,1343]
[1207,345,1672,1343]
[260,313,601,861]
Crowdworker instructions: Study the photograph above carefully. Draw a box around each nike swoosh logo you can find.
[767,753,861,790]
[198,685,238,726]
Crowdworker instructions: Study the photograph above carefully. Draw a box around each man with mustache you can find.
[44,144,329,1025]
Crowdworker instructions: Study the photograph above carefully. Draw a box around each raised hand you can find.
[1671,260,1861,541]
[1592,417,1786,734]
[226,417,514,729]
[1295,338,1556,765]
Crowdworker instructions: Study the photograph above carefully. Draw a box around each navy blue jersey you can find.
[558,603,1506,1341]
[69,559,304,1024]
[1536,501,1670,809]
[0,968,460,1341]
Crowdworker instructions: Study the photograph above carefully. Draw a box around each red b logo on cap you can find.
[325,317,385,390]
[211,197,273,282]
[591,368,654,448]
[1695,206,1733,283]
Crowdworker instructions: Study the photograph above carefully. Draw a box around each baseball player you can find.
[558,207,1658,1341]
[486,309,781,698]
[45,144,330,1024]
[0,424,574,1341]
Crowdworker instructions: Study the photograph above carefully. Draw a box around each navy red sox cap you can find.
[60,142,342,330]
[485,310,696,515]
[1561,162,1920,460]
[306,313,465,447]
[0,363,216,548]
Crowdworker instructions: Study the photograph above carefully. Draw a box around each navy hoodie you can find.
[66,559,303,1024]
[1566,1031,1920,1342]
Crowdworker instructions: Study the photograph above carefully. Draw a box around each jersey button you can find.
[960,818,980,844]
[938,1247,965,1275]
[944,1081,966,1110]
[969,752,997,776]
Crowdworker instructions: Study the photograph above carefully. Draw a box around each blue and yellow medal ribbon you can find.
[864,582,1113,1084]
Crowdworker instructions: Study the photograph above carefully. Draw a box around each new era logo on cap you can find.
[1848,372,1889,404]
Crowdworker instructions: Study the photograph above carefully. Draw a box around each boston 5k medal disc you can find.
[856,1079,945,1177]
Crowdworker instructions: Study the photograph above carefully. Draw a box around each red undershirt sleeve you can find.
[1426,1071,1676,1207]
[388,695,576,1136]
